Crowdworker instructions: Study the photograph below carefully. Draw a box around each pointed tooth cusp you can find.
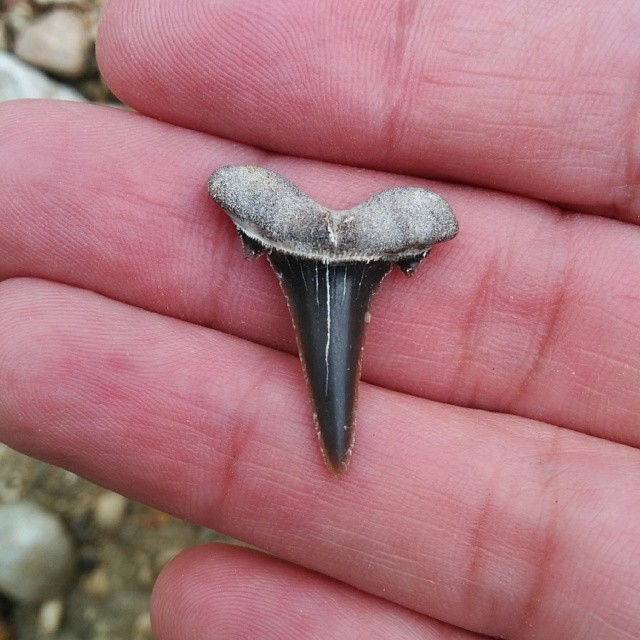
[268,252,391,476]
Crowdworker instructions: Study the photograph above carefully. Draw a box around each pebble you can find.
[33,0,91,7]
[0,18,6,52]
[0,51,86,101]
[0,501,77,603]
[132,612,152,640]
[136,560,154,588]
[5,2,35,38]
[38,597,65,635]
[14,8,90,78]
[0,618,11,640]
[81,567,111,599]
[154,547,184,570]
[93,492,128,531]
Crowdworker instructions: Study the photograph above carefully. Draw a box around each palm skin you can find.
[0,1,639,638]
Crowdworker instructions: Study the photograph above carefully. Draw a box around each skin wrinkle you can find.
[503,220,577,412]
[456,425,563,638]
[379,0,420,161]
[461,461,503,626]
[617,71,640,220]
[216,350,289,519]
[511,430,563,639]
[452,247,500,407]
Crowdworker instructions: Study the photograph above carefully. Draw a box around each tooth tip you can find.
[322,447,352,478]
[327,461,350,478]
[318,426,354,478]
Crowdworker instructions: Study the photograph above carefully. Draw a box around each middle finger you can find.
[1,100,639,447]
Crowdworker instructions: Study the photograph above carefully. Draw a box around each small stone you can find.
[93,619,112,640]
[0,617,11,640]
[154,548,183,570]
[0,17,7,52]
[136,560,154,588]
[5,2,35,37]
[93,492,127,531]
[14,9,90,78]
[0,501,77,603]
[81,567,111,599]
[33,0,90,7]
[38,597,64,635]
[132,612,152,640]
[0,51,86,101]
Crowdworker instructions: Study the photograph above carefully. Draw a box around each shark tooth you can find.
[208,165,458,476]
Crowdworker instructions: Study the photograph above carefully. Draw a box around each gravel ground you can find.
[0,3,234,638]
[1,446,231,640]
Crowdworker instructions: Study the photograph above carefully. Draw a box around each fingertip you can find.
[151,544,295,640]
[150,543,468,640]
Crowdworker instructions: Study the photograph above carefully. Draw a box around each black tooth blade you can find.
[268,252,392,476]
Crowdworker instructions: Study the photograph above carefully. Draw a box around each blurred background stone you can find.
[0,446,232,639]
[0,50,86,99]
[93,492,128,532]
[0,15,7,50]
[0,501,77,603]
[14,8,89,78]
[38,597,65,635]
[1,0,115,102]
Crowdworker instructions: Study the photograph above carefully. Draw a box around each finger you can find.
[97,0,640,221]
[152,544,479,640]
[1,100,639,448]
[1,278,638,640]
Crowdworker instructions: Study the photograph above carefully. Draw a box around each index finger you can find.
[97,0,640,221]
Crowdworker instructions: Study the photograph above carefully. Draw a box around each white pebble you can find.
[93,491,128,531]
[0,51,86,101]
[0,501,77,603]
[38,597,65,635]
[14,8,90,78]
[132,612,153,640]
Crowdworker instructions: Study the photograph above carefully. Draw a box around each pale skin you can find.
[0,0,639,638]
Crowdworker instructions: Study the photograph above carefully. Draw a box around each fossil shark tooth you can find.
[208,165,458,476]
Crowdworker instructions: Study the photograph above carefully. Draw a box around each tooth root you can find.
[268,251,392,476]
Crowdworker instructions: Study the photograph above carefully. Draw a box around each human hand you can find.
[1,1,639,638]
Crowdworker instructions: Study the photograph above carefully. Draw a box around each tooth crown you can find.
[208,165,458,262]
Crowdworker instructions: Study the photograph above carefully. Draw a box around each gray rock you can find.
[0,17,7,52]
[33,0,91,7]
[0,501,77,603]
[14,8,90,78]
[0,51,86,101]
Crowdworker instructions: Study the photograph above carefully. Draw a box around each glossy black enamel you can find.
[268,252,391,475]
